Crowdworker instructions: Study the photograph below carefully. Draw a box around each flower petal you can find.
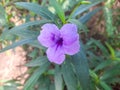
[63,40,80,55]
[46,45,65,64]
[38,24,60,47]
[60,24,78,45]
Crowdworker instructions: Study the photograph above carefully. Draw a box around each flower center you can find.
[51,34,63,47]
[56,37,63,46]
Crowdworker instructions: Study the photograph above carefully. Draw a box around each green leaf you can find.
[28,48,38,58]
[25,56,48,67]
[13,30,39,38]
[0,37,36,53]
[71,42,90,90]
[3,86,17,90]
[86,51,103,67]
[89,70,99,84]
[24,61,50,90]
[104,0,116,36]
[38,77,50,90]
[105,42,115,58]
[28,40,45,49]
[80,1,91,4]
[15,2,55,20]
[0,20,51,40]
[101,64,120,81]
[0,86,3,90]
[1,29,38,41]
[79,7,102,24]
[94,60,112,72]
[89,38,109,56]
[49,84,55,90]
[100,81,112,90]
[54,65,63,90]
[106,77,120,84]
[0,5,6,26]
[49,0,66,24]
[9,20,50,32]
[72,0,103,18]
[62,59,78,90]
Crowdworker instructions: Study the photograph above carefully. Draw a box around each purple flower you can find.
[37,23,80,64]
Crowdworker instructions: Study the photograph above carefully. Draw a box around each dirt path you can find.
[0,47,27,86]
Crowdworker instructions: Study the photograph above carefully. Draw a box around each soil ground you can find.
[0,47,27,86]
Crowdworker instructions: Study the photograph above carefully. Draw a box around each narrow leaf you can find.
[101,64,120,81]
[25,56,48,67]
[105,42,115,58]
[94,60,112,72]
[28,40,45,49]
[79,7,102,24]
[62,59,78,90]
[24,61,50,90]
[49,0,66,24]
[71,43,90,90]
[100,81,112,90]
[0,5,6,26]
[54,65,63,90]
[0,20,51,40]
[9,20,50,32]
[0,37,36,53]
[72,0,103,18]
[104,0,116,36]
[89,39,109,56]
[13,30,39,38]
[15,2,55,20]
[38,77,50,90]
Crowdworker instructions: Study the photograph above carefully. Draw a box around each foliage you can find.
[0,0,120,90]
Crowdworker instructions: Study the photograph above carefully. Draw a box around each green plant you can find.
[0,0,120,90]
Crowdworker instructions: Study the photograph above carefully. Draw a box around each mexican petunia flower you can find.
[37,23,80,64]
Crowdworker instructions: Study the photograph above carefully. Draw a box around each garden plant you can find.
[0,0,120,90]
